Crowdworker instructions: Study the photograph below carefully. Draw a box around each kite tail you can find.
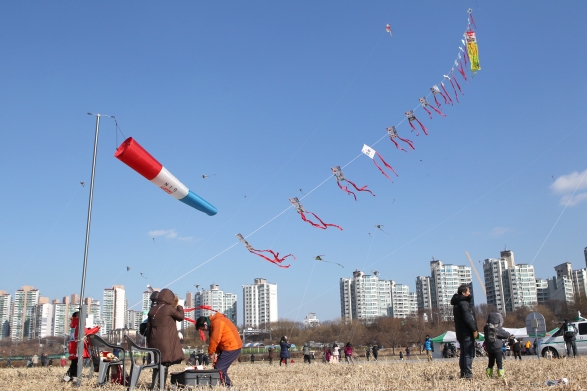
[461,47,469,66]
[337,181,357,201]
[431,105,446,117]
[184,318,196,325]
[434,95,442,108]
[423,106,433,120]
[398,136,415,150]
[199,329,206,341]
[300,212,327,230]
[408,121,420,136]
[449,78,460,103]
[458,60,468,83]
[415,119,428,135]
[389,137,407,152]
[376,152,398,176]
[441,83,453,105]
[346,179,375,197]
[309,212,343,231]
[452,71,464,95]
[249,248,292,268]
[373,159,392,182]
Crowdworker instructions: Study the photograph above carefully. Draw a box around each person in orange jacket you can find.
[196,313,242,387]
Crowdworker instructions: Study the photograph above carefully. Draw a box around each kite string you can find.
[530,169,587,265]
[149,20,477,298]
[289,261,316,336]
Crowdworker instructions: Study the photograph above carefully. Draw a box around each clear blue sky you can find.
[1,1,586,324]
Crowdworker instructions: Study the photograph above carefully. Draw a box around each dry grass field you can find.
[1,357,585,390]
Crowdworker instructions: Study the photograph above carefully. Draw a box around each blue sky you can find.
[1,1,586,324]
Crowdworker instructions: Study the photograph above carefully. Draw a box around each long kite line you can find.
[130,9,480,309]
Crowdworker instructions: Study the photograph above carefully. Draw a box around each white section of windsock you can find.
[150,167,189,200]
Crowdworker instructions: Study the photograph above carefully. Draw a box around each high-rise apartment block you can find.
[0,291,11,339]
[483,250,537,314]
[415,276,432,310]
[340,270,416,322]
[242,278,277,328]
[193,285,237,325]
[102,285,127,336]
[10,286,40,341]
[429,260,473,319]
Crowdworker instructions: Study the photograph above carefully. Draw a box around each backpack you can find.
[486,323,497,343]
[564,323,575,338]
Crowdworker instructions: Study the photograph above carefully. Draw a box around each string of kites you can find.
[114,9,481,270]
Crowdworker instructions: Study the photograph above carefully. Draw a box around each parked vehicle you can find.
[537,321,587,358]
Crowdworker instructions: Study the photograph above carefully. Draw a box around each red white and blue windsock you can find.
[115,137,218,216]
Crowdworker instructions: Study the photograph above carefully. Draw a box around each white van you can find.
[537,321,587,358]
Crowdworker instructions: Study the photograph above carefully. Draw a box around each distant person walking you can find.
[279,336,291,366]
[331,344,340,364]
[452,284,479,379]
[511,337,522,360]
[406,346,411,360]
[365,347,371,361]
[250,354,255,364]
[372,345,379,361]
[303,343,312,364]
[563,319,578,358]
[268,347,274,365]
[424,335,433,362]
[344,343,355,364]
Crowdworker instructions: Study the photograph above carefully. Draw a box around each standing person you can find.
[399,350,404,361]
[424,335,433,362]
[365,347,371,361]
[41,353,47,367]
[451,284,479,379]
[562,319,578,358]
[195,312,242,388]
[331,343,340,364]
[32,354,38,367]
[372,345,379,361]
[64,311,99,381]
[406,346,411,360]
[324,348,331,363]
[344,343,355,364]
[278,336,291,366]
[49,358,53,367]
[483,312,510,378]
[250,354,255,364]
[6,358,11,368]
[512,338,522,360]
[302,343,312,364]
[268,347,274,365]
[60,356,66,367]
[146,289,185,387]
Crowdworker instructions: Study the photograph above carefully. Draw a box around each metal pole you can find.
[75,114,101,385]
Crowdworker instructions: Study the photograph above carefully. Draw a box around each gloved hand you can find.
[473,331,479,339]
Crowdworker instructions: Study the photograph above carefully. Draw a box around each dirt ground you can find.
[0,356,584,390]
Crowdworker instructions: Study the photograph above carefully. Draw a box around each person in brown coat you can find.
[146,288,185,386]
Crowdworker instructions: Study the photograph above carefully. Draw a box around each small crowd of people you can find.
[322,342,356,364]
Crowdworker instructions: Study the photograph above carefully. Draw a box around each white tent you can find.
[503,327,528,338]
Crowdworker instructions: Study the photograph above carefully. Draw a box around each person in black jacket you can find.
[451,284,478,379]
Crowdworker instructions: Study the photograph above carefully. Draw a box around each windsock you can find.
[115,137,217,216]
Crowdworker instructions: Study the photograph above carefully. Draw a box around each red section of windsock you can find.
[114,137,163,180]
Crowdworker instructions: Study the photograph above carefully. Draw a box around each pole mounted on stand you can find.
[75,113,115,386]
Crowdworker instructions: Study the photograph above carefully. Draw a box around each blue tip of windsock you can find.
[179,190,218,216]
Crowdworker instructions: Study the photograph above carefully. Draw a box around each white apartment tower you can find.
[102,285,127,336]
[10,286,40,341]
[390,282,416,318]
[0,291,11,339]
[242,278,277,328]
[430,260,473,319]
[483,250,537,314]
[33,298,53,338]
[339,270,392,322]
[194,285,237,325]
[415,276,432,310]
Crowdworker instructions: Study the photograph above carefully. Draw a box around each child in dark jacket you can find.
[483,312,510,378]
